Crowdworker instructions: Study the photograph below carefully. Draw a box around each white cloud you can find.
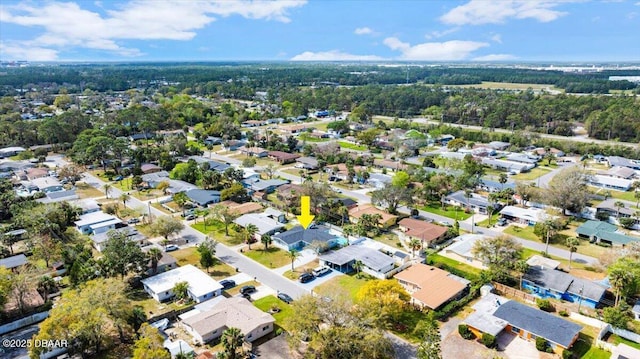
[472,54,518,61]
[0,0,307,59]
[628,11,638,19]
[424,27,460,39]
[383,37,488,61]
[490,34,502,43]
[440,0,572,26]
[291,50,383,61]
[354,27,373,35]
[0,43,59,61]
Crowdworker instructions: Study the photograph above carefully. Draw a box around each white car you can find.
[332,187,342,193]
[165,244,179,252]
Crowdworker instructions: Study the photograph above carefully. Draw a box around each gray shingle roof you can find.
[524,265,607,302]
[0,254,28,269]
[273,225,336,246]
[493,300,582,348]
[185,189,221,207]
[320,245,394,272]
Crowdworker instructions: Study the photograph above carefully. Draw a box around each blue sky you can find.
[1,0,639,62]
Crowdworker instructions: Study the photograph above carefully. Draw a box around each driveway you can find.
[497,332,539,359]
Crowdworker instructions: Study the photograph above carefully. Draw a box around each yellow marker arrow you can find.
[297,196,315,229]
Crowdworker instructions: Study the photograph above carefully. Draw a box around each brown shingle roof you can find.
[399,218,448,243]
[348,204,398,224]
[395,264,467,309]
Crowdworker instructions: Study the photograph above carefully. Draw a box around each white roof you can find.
[30,177,61,189]
[590,174,633,189]
[463,293,510,336]
[69,198,100,212]
[234,213,285,235]
[526,255,560,269]
[89,218,123,230]
[500,206,550,222]
[74,211,118,227]
[445,234,485,258]
[141,264,222,298]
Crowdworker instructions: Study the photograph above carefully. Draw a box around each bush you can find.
[536,298,553,312]
[535,337,548,352]
[562,350,573,359]
[602,306,629,330]
[559,309,569,317]
[458,324,474,340]
[242,157,257,168]
[481,333,497,348]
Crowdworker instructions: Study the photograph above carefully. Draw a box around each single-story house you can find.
[607,156,640,170]
[588,174,633,192]
[30,176,62,193]
[223,140,246,151]
[234,213,285,239]
[0,254,28,270]
[499,206,550,226]
[481,158,535,173]
[145,250,177,275]
[70,198,101,214]
[263,208,286,223]
[506,154,539,165]
[522,265,607,308]
[216,201,263,215]
[394,264,469,310]
[75,211,121,235]
[164,340,194,358]
[92,227,147,252]
[576,220,639,247]
[611,344,640,359]
[181,297,275,344]
[445,190,502,214]
[595,199,636,219]
[493,300,582,354]
[141,171,171,188]
[141,264,223,303]
[605,166,636,179]
[281,124,308,134]
[189,156,231,173]
[276,183,303,204]
[204,136,222,146]
[129,132,155,141]
[372,158,408,171]
[442,234,486,269]
[267,151,300,164]
[487,141,511,150]
[348,204,399,228]
[247,179,290,194]
[272,224,342,251]
[397,218,448,247]
[463,293,510,339]
[140,163,163,174]
[478,178,516,192]
[36,189,79,203]
[185,189,221,207]
[319,245,396,279]
[239,146,268,157]
[0,146,26,158]
[295,156,319,170]
[25,167,49,180]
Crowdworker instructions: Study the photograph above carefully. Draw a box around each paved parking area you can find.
[247,285,277,300]
[222,273,253,284]
[296,269,342,292]
[497,332,539,359]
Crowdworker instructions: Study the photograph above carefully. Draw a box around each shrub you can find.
[535,337,548,352]
[602,306,629,329]
[536,298,553,312]
[562,350,573,359]
[242,157,257,168]
[559,309,569,317]
[481,333,497,348]
[458,324,474,340]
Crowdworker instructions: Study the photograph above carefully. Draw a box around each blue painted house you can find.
[522,265,607,308]
[272,225,342,251]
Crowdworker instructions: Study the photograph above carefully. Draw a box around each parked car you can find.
[299,273,315,283]
[496,218,508,226]
[164,244,179,252]
[240,285,256,295]
[312,267,332,277]
[127,218,140,224]
[114,175,123,181]
[185,214,196,220]
[277,292,293,304]
[219,279,236,290]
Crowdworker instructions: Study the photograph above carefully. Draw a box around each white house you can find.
[588,174,633,192]
[141,264,223,303]
[499,206,552,226]
[74,211,121,235]
[180,297,275,345]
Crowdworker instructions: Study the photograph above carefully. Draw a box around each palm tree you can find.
[353,259,364,277]
[409,238,422,257]
[120,192,130,209]
[635,189,640,208]
[245,224,258,250]
[287,249,300,271]
[609,268,633,307]
[221,327,244,359]
[614,201,625,218]
[103,183,112,199]
[513,260,529,290]
[173,281,189,302]
[339,205,349,227]
[565,237,580,269]
[261,234,272,251]
[148,247,163,274]
[499,173,508,190]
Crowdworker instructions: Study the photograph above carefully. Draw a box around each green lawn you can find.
[608,333,640,350]
[372,234,404,249]
[606,189,639,203]
[504,225,539,241]
[476,213,500,227]
[75,182,104,199]
[243,247,291,269]
[421,202,472,220]
[571,333,610,359]
[428,254,482,280]
[337,141,367,151]
[191,221,242,246]
[283,259,319,280]
[511,167,552,181]
[169,247,237,279]
[253,295,294,331]
[314,273,375,301]
[299,133,330,143]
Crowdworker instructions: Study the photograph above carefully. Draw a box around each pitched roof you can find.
[250,179,289,191]
[268,151,300,161]
[273,225,337,246]
[319,245,394,272]
[234,213,285,235]
[493,300,582,348]
[576,220,639,245]
[141,264,222,298]
[524,265,607,302]
[394,264,469,309]
[0,254,28,269]
[398,218,448,242]
[182,297,274,337]
[348,204,398,224]
[605,166,636,179]
[185,189,221,206]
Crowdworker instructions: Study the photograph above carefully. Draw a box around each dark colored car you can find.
[240,285,256,295]
[277,292,293,304]
[127,218,140,224]
[219,279,236,290]
[299,273,315,283]
[114,175,123,181]
[496,218,508,226]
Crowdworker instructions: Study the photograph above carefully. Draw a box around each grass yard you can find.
[313,273,375,301]
[372,233,404,249]
[428,254,482,280]
[253,295,294,330]
[150,202,173,215]
[283,259,319,280]
[168,247,237,279]
[476,213,500,227]
[130,189,164,201]
[511,167,552,181]
[606,189,639,203]
[191,221,242,246]
[127,288,193,318]
[606,333,640,350]
[571,333,610,359]
[75,182,104,199]
[337,141,367,151]
[393,310,432,343]
[421,202,472,220]
[299,133,330,143]
[243,247,291,269]
[504,225,539,241]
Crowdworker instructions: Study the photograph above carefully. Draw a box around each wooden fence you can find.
[492,282,537,304]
